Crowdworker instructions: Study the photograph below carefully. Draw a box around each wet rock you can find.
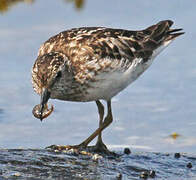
[124,148,131,155]
[92,154,102,161]
[0,149,196,179]
[140,171,148,179]
[107,155,117,160]
[116,173,122,180]
[149,170,156,178]
[187,162,192,168]
[61,148,80,156]
[14,172,21,176]
[79,150,91,156]
[174,153,181,158]
[11,172,21,177]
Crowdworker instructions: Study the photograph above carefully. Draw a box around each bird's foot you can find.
[46,143,96,156]
[46,143,86,151]
[46,143,118,157]
[87,141,118,157]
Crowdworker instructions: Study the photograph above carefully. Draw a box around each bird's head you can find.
[32,52,66,121]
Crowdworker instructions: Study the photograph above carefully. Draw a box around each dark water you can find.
[1,0,196,179]
[0,149,196,180]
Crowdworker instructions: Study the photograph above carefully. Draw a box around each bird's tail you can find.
[144,20,184,43]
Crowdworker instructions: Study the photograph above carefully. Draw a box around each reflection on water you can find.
[0,0,85,13]
[0,108,4,121]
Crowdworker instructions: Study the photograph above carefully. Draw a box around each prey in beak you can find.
[32,88,54,121]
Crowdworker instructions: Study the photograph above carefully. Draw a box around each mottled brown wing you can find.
[37,20,183,77]
[38,21,177,63]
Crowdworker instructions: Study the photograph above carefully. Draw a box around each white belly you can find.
[84,57,154,101]
[87,42,172,101]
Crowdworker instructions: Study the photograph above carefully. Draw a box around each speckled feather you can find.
[32,20,184,101]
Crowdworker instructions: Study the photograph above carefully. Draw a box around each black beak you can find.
[40,88,51,121]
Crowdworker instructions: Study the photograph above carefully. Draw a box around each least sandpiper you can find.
[32,20,184,154]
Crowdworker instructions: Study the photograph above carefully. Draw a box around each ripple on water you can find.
[0,109,4,121]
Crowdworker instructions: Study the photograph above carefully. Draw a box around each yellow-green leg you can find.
[47,100,114,155]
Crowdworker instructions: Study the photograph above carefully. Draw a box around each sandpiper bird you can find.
[32,20,184,154]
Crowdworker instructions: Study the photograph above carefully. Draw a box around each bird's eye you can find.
[56,71,62,78]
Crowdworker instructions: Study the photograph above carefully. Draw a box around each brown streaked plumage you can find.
[32,20,184,154]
